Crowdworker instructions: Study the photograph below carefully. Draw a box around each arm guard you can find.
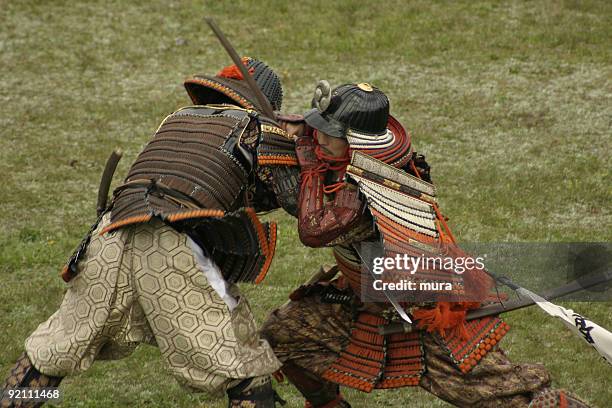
[296,137,364,247]
[298,174,364,247]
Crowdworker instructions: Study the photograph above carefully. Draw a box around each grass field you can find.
[1,0,611,407]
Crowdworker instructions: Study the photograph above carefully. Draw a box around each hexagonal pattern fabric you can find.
[25,214,280,395]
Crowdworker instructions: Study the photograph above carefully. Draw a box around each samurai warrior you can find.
[261,82,592,407]
[1,57,301,408]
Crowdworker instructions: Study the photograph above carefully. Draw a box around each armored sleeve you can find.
[296,138,365,247]
[253,116,302,216]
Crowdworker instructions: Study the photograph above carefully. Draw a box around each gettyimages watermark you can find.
[371,253,486,292]
[356,242,612,304]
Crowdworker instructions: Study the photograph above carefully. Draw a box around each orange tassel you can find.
[217,57,255,79]
[413,301,481,340]
[559,391,568,408]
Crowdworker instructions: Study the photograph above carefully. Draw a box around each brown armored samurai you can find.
[1,57,300,408]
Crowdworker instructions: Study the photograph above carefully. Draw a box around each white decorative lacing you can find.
[346,128,395,149]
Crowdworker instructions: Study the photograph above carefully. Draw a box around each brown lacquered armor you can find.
[295,137,364,248]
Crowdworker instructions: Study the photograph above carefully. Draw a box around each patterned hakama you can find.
[25,214,280,396]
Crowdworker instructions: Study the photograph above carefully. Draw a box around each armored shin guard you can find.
[280,363,350,408]
[1,353,62,408]
[528,389,591,408]
[227,376,285,408]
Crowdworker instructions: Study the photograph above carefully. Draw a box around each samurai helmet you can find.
[304,81,389,138]
[184,57,283,112]
[306,81,413,168]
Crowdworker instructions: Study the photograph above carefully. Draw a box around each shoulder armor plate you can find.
[256,117,298,166]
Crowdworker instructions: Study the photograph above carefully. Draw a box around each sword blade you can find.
[353,242,412,323]
[205,18,276,119]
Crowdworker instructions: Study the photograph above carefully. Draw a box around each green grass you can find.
[1,0,611,407]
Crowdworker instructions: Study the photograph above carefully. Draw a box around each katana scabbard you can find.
[379,268,612,335]
[97,148,122,216]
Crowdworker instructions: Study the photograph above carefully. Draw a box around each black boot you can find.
[227,375,286,408]
[1,352,63,408]
[280,363,350,408]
